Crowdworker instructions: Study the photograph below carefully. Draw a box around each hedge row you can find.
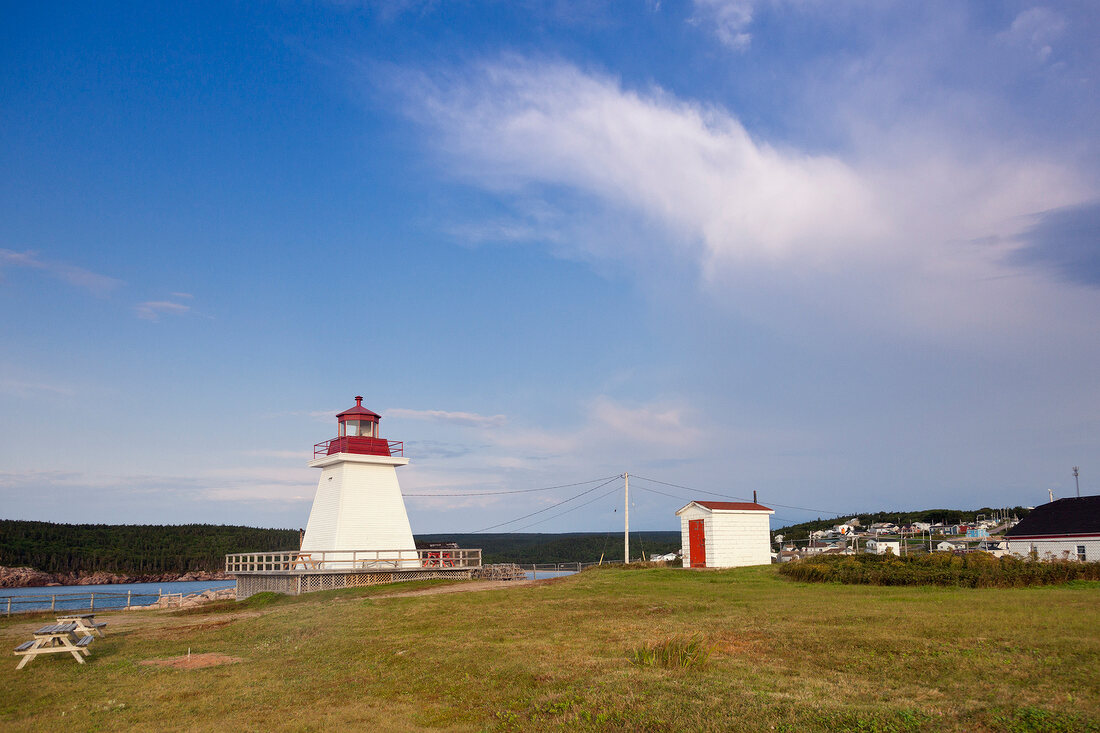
[778,552,1100,588]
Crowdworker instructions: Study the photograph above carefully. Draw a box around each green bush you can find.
[778,553,1100,588]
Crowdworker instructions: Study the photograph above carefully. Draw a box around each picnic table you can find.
[422,550,457,568]
[13,623,94,670]
[292,552,322,570]
[56,613,107,638]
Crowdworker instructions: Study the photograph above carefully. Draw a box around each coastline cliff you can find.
[0,566,231,588]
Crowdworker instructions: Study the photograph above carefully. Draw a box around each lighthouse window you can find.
[340,420,375,437]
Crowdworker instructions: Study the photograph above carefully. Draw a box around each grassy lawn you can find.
[1,566,1097,732]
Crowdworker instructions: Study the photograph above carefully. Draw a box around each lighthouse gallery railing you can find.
[225,548,482,573]
[314,437,404,458]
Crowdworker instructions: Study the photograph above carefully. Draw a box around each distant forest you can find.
[0,521,299,575]
[415,532,681,565]
[0,520,680,574]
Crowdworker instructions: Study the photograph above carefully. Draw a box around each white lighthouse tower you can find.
[300,396,417,565]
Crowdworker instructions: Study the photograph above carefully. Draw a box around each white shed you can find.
[675,500,774,568]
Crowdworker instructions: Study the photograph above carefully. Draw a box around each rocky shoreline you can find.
[0,566,231,589]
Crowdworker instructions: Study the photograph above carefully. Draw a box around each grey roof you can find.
[1005,496,1100,537]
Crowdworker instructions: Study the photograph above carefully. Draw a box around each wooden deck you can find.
[227,548,482,599]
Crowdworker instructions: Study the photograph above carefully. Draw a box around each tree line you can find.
[0,520,299,574]
[0,521,682,573]
[416,532,682,564]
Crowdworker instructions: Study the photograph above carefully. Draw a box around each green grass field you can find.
[1,566,1097,732]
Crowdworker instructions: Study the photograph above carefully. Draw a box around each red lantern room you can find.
[314,396,403,458]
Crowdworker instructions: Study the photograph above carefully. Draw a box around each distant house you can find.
[865,539,901,555]
[1005,496,1100,561]
[936,541,961,552]
[676,501,774,568]
[966,528,990,539]
[912,522,932,532]
[776,550,800,563]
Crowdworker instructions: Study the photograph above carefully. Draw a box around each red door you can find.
[688,519,706,567]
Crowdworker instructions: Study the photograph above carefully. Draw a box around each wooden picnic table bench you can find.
[57,613,107,638]
[293,553,322,570]
[13,623,94,670]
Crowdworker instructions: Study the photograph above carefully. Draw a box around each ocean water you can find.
[0,579,236,614]
[523,569,576,579]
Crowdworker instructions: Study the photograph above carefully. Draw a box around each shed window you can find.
[1078,545,1087,562]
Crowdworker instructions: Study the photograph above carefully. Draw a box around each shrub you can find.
[778,553,1100,588]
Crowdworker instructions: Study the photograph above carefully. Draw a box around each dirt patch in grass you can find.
[712,631,764,656]
[139,652,244,669]
[141,615,255,640]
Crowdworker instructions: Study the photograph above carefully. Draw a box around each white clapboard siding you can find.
[676,501,773,568]
[301,453,416,562]
[1006,536,1100,562]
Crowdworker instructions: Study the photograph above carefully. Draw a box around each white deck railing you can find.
[225,548,482,573]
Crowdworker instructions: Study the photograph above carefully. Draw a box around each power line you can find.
[629,483,805,528]
[469,476,623,533]
[403,474,620,497]
[629,482,809,521]
[630,474,842,516]
[508,484,625,533]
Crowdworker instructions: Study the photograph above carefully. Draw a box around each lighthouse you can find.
[300,396,417,565]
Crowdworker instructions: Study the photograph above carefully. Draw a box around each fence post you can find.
[6,598,10,617]
[127,590,132,609]
[51,595,56,611]
[90,592,95,611]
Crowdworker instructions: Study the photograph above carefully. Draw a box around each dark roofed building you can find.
[1005,495,1100,562]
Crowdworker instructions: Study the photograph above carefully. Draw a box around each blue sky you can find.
[1,1,1097,533]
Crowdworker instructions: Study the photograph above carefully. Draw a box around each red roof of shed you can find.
[695,501,773,512]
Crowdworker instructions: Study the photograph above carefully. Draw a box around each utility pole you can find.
[1073,466,1080,498]
[624,473,630,564]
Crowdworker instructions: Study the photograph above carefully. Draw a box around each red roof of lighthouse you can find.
[336,396,380,420]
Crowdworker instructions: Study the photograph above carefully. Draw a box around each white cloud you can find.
[0,378,75,398]
[692,0,755,50]
[0,248,122,295]
[589,397,702,448]
[135,299,191,321]
[0,465,316,507]
[998,7,1066,62]
[397,59,1093,343]
[388,407,507,428]
[408,61,886,265]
